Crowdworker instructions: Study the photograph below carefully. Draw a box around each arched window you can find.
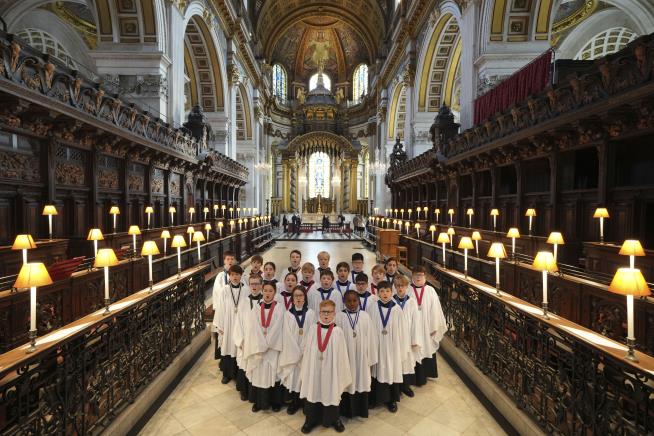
[308,152,331,198]
[15,28,77,69]
[352,64,368,103]
[574,27,638,60]
[309,73,331,91]
[272,64,287,102]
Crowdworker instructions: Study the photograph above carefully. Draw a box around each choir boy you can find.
[385,257,400,283]
[277,271,298,310]
[369,280,410,412]
[334,261,356,300]
[240,282,298,412]
[393,274,423,397]
[234,274,264,400]
[299,262,317,292]
[247,254,264,278]
[335,290,377,418]
[314,251,332,283]
[354,273,377,317]
[213,251,237,359]
[299,300,351,433]
[263,261,284,294]
[286,249,303,280]
[281,285,316,414]
[350,253,365,282]
[410,266,447,385]
[370,264,386,295]
[308,269,343,314]
[216,265,249,384]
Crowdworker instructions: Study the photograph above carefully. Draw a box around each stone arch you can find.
[387,83,407,140]
[236,84,253,141]
[285,131,357,160]
[482,0,554,46]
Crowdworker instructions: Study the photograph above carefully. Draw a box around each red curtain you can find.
[473,50,552,125]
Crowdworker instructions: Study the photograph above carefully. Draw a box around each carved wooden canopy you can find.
[281,131,359,160]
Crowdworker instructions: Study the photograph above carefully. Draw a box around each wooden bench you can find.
[398,246,408,265]
[48,256,85,282]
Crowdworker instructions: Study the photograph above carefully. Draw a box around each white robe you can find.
[233,294,263,368]
[357,291,378,318]
[393,295,424,374]
[335,310,378,394]
[280,308,316,393]
[299,279,318,294]
[276,290,295,310]
[369,301,411,384]
[211,270,230,333]
[307,287,343,314]
[216,283,250,357]
[334,280,356,301]
[314,267,332,284]
[350,270,365,283]
[299,323,352,406]
[282,266,302,282]
[410,284,448,359]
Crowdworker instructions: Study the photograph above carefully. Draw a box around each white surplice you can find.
[216,283,250,358]
[280,307,316,393]
[356,291,378,319]
[410,284,448,359]
[335,310,378,394]
[393,295,424,374]
[211,270,230,334]
[369,301,410,384]
[307,287,343,314]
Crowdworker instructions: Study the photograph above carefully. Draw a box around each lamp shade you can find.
[171,235,187,248]
[525,209,536,217]
[429,225,436,232]
[141,240,160,256]
[532,251,558,273]
[490,209,499,216]
[169,206,176,213]
[487,242,507,259]
[186,226,195,234]
[14,262,53,288]
[204,223,212,230]
[221,205,226,209]
[546,232,565,245]
[447,227,456,236]
[447,208,454,215]
[145,206,154,214]
[471,231,482,241]
[609,268,650,296]
[192,231,205,242]
[93,248,119,268]
[238,219,243,224]
[229,219,235,226]
[593,208,609,218]
[507,228,520,238]
[414,223,420,229]
[161,230,171,239]
[213,205,219,210]
[109,206,120,215]
[203,207,209,213]
[12,234,37,250]
[466,208,474,216]
[42,205,58,216]
[437,233,450,244]
[619,240,646,257]
[435,208,441,214]
[128,225,141,235]
[189,207,196,213]
[458,237,474,250]
[218,222,224,228]
[87,228,104,241]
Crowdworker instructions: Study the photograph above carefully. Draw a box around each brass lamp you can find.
[408,208,413,220]
[161,230,171,255]
[490,209,499,232]
[42,205,57,240]
[169,206,176,225]
[546,232,565,263]
[203,206,209,220]
[447,227,456,250]
[128,225,141,257]
[221,204,226,217]
[458,237,475,279]
[423,206,429,218]
[213,204,219,218]
[237,207,241,217]
[87,228,104,257]
[400,208,405,219]
[619,239,645,269]
[109,206,120,233]
[230,219,235,232]
[189,207,196,223]
[14,262,52,352]
[525,209,536,235]
[186,226,195,245]
[12,234,37,265]
[608,268,650,362]
[448,208,454,225]
[145,206,154,228]
[141,241,160,292]
[429,224,436,242]
[487,242,507,294]
[532,251,558,319]
[229,207,234,218]
[437,232,450,269]
[506,228,520,259]
[171,235,187,277]
[94,248,119,313]
[404,221,410,234]
[435,208,441,223]
[204,223,212,241]
[193,231,205,261]
[238,218,243,231]
[217,221,224,237]
[593,208,609,243]
[471,231,482,257]
[466,208,474,228]
[416,207,422,220]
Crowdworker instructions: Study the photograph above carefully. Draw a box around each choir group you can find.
[211,249,447,433]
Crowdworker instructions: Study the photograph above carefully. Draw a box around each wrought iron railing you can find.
[0,265,207,435]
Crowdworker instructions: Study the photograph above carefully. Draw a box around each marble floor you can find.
[139,241,509,436]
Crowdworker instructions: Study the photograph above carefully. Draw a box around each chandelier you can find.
[370,160,388,175]
[254,162,272,172]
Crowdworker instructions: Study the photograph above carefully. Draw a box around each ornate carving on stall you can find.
[169,174,181,197]
[55,161,84,185]
[128,174,144,192]
[9,40,20,72]
[151,169,164,194]
[0,150,40,182]
[389,137,407,168]
[590,297,625,342]
[37,292,63,333]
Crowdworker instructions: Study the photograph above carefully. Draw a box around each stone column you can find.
[282,160,290,212]
[349,159,358,213]
[227,63,240,160]
[458,1,479,130]
[402,65,415,158]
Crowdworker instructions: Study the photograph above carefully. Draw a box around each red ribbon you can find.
[317,323,335,354]
[282,292,292,310]
[371,283,377,295]
[412,284,425,308]
[260,301,277,329]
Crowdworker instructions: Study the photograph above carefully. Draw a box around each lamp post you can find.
[171,235,186,277]
[471,231,482,257]
[213,204,219,218]
[437,232,450,268]
[218,221,224,237]
[94,248,119,313]
[205,223,212,241]
[12,234,36,265]
[87,228,103,257]
[193,231,205,261]
[423,206,429,218]
[203,207,209,221]
[42,205,57,240]
[416,207,421,220]
[619,239,645,269]
[466,208,474,228]
[145,206,154,229]
[546,232,565,263]
[238,219,243,231]
[435,208,441,224]
[237,207,241,218]
[221,204,226,217]
[186,226,195,246]
[404,221,410,234]
[490,209,499,232]
[189,207,195,223]
[229,207,234,218]
[447,227,456,250]
[230,219,235,233]
[141,241,160,292]
[169,206,176,225]
[608,268,650,362]
[458,237,474,279]
[429,224,436,242]
[161,230,171,256]
[525,209,536,236]
[400,208,405,219]
[394,208,398,218]
[14,262,53,353]
[109,206,120,233]
[487,242,507,294]
[448,208,454,225]
[507,228,520,260]
[593,208,609,243]
[128,225,141,257]
[532,251,558,319]
[408,209,412,220]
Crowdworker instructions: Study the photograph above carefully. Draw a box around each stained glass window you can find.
[309,73,331,91]
[309,152,331,198]
[272,64,287,102]
[353,64,368,103]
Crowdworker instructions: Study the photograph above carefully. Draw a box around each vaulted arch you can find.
[235,85,253,141]
[485,0,554,44]
[388,83,407,141]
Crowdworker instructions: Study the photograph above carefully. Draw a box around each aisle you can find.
[139,242,508,436]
